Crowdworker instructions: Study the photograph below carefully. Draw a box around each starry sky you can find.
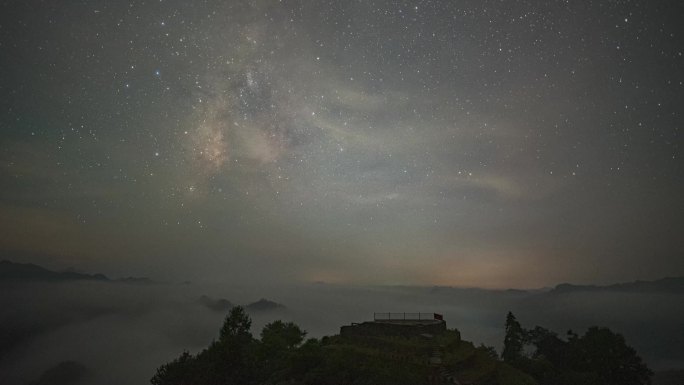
[1,0,682,288]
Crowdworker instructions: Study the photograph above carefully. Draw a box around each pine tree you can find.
[502,311,525,363]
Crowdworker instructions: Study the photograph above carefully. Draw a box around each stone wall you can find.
[340,320,446,338]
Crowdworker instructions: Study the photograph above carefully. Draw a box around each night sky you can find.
[1,0,682,288]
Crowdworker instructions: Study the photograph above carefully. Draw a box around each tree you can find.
[570,327,653,385]
[478,344,500,360]
[219,306,252,344]
[526,326,565,363]
[150,351,197,385]
[501,315,653,385]
[258,321,307,382]
[260,320,306,352]
[209,306,257,384]
[502,311,525,363]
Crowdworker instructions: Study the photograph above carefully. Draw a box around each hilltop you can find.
[151,308,536,385]
[151,309,651,385]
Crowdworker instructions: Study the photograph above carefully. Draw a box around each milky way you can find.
[1,0,682,287]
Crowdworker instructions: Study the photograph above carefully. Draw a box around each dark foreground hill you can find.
[151,308,652,385]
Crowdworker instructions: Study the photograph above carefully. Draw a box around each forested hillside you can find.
[151,307,651,385]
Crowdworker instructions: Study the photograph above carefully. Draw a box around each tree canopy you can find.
[502,311,525,364]
[502,312,653,385]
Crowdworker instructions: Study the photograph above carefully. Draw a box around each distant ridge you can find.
[551,276,684,294]
[0,260,150,283]
[0,260,108,282]
[428,285,531,295]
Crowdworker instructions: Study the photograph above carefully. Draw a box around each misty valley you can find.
[1,261,682,385]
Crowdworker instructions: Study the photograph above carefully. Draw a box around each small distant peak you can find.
[245,298,286,312]
[117,276,153,284]
[198,295,234,312]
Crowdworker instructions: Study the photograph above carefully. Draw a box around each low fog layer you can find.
[1,281,682,385]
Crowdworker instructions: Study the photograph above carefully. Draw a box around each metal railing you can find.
[373,312,435,321]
